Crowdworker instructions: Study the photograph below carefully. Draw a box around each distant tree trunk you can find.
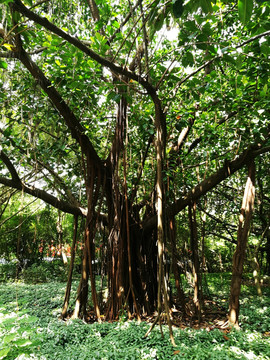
[123,150,141,320]
[57,210,63,249]
[257,165,270,275]
[266,236,270,275]
[249,223,268,297]
[188,201,202,321]
[229,160,255,326]
[62,215,78,318]
[252,252,262,297]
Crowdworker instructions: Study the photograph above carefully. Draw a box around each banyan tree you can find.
[0,0,269,331]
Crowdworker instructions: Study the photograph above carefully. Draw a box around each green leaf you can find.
[148,7,158,25]
[3,334,17,344]
[0,347,10,359]
[222,54,236,64]
[111,20,120,29]
[184,20,197,32]
[200,0,213,13]
[107,92,121,103]
[260,42,270,56]
[196,34,208,50]
[260,84,268,97]
[182,51,194,67]
[172,0,184,18]
[12,10,21,23]
[24,0,33,5]
[13,338,32,347]
[0,60,8,69]
[238,0,254,24]
[154,12,164,31]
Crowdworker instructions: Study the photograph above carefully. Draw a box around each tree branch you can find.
[0,150,21,182]
[0,129,81,208]
[0,176,87,217]
[11,41,105,177]
[0,197,38,226]
[143,143,270,232]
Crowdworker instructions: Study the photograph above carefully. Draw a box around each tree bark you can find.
[62,215,78,318]
[188,202,202,321]
[169,218,186,315]
[229,160,256,326]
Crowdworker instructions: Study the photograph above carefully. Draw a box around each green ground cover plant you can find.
[0,274,269,360]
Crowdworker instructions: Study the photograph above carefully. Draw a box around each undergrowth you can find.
[0,274,269,359]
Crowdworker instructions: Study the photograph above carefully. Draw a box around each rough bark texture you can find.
[229,160,256,326]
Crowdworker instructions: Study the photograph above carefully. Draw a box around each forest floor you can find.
[0,273,269,359]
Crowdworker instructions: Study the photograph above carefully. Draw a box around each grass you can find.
[0,271,270,359]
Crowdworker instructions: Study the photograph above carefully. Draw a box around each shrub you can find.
[22,260,68,283]
[0,262,17,282]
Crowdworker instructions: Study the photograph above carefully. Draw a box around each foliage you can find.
[21,260,69,283]
[0,261,17,282]
[0,258,80,283]
[0,193,76,265]
[0,275,269,359]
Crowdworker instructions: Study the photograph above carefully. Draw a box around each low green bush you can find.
[0,262,17,282]
[22,260,69,283]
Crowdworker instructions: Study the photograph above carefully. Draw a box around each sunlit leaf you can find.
[3,333,17,344]
[0,60,8,69]
[0,347,10,358]
[3,43,14,51]
[24,0,33,6]
[13,338,32,347]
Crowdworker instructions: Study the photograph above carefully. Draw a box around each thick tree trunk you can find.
[229,160,255,326]
[123,150,141,320]
[266,236,270,275]
[145,99,175,346]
